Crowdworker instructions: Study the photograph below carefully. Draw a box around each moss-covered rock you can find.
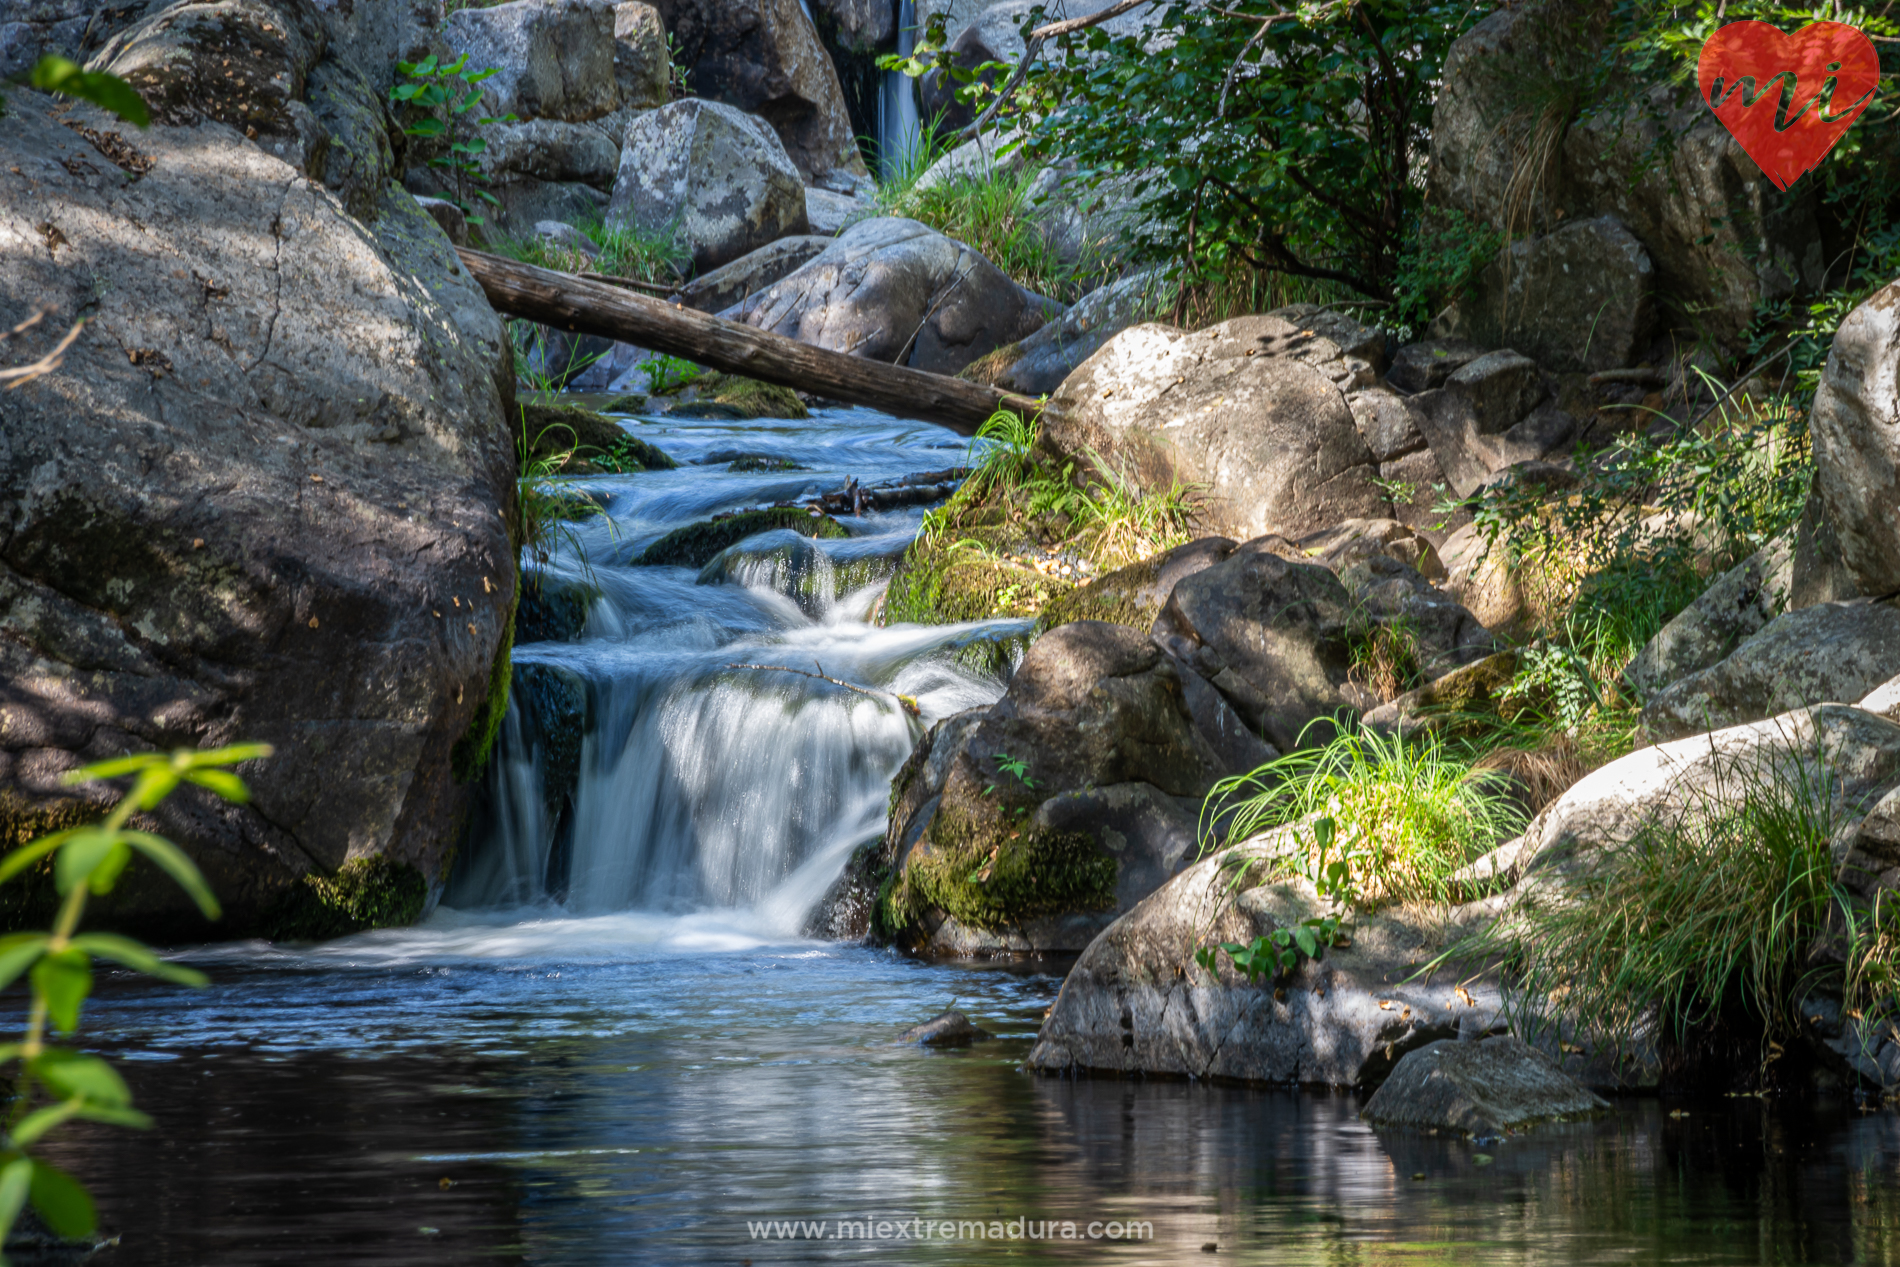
[884,806,1115,934]
[1034,537,1239,634]
[519,401,677,472]
[729,455,806,472]
[451,579,518,785]
[882,481,1077,625]
[267,856,430,942]
[516,575,596,643]
[513,662,589,820]
[637,508,849,570]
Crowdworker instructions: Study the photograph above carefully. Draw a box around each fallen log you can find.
[457,248,1048,436]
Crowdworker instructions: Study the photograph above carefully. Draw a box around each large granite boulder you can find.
[676,234,831,313]
[0,91,517,940]
[1361,1036,1608,1135]
[1406,349,1577,497]
[1043,316,1391,542]
[728,216,1058,376]
[1023,823,1509,1086]
[1435,215,1656,373]
[649,0,867,187]
[1807,276,1900,599]
[1640,600,1900,741]
[963,268,1171,397]
[880,621,1273,955]
[446,0,618,123]
[613,1,669,110]
[608,97,809,272]
[1427,0,1823,348]
[1622,531,1795,703]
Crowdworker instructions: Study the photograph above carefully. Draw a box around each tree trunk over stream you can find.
[456,249,1049,436]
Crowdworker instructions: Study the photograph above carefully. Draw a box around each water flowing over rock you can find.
[1807,277,1900,599]
[0,90,516,939]
[727,216,1059,376]
[1044,316,1390,542]
[608,97,809,272]
[649,0,868,186]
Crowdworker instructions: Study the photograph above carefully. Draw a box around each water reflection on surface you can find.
[36,922,1900,1265]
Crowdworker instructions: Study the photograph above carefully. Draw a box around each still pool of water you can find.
[41,912,1900,1265]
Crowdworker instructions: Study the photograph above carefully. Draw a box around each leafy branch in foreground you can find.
[0,743,267,1259]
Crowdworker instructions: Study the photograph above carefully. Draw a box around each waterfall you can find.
[877,0,922,180]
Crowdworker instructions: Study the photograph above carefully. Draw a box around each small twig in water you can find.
[726,662,921,716]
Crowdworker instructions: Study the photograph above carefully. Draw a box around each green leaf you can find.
[186,742,271,770]
[0,1157,32,1249]
[72,1104,151,1131]
[28,1161,95,1239]
[467,65,501,84]
[31,950,91,1035]
[31,1050,131,1109]
[391,83,424,101]
[182,769,248,804]
[53,830,120,896]
[442,53,470,75]
[0,936,48,994]
[0,834,70,886]
[63,753,161,784]
[412,54,439,76]
[1293,925,1318,959]
[128,766,180,810]
[26,56,149,128]
[119,834,219,920]
[86,842,131,896]
[405,118,446,138]
[70,934,207,988]
[11,1101,80,1149]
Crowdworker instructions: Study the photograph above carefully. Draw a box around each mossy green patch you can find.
[519,401,677,472]
[451,568,518,784]
[882,479,1083,626]
[1033,553,1168,634]
[955,339,1023,386]
[883,802,1117,934]
[268,856,430,941]
[698,373,808,420]
[637,508,849,570]
[0,791,93,933]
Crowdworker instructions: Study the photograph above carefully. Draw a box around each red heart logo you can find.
[1697,20,1880,191]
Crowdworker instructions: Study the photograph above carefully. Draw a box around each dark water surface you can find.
[40,917,1900,1266]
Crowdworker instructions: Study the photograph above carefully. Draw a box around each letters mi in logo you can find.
[1698,21,1880,190]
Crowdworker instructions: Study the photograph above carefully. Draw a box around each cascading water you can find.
[877,0,923,179]
[447,403,1025,936]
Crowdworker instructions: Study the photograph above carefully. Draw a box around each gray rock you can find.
[490,176,611,240]
[476,117,622,186]
[651,0,868,185]
[535,219,601,258]
[814,0,895,49]
[1863,674,1900,723]
[728,216,1057,376]
[1622,532,1794,703]
[1409,353,1574,498]
[1807,277,1900,599]
[804,185,871,235]
[1269,303,1388,374]
[1340,554,1499,679]
[608,98,809,272]
[1044,316,1390,543]
[966,268,1173,397]
[1641,600,1900,741]
[1386,339,1485,394]
[613,1,668,110]
[415,195,470,246]
[0,92,515,939]
[445,0,617,123]
[1297,518,1445,582]
[1360,1036,1609,1135]
[305,53,398,223]
[1347,388,1427,462]
[677,234,831,313]
[1437,215,1655,374]
[897,1009,993,1046]
[883,622,1259,954]
[1023,826,1509,1087]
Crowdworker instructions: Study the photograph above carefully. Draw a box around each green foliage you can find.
[1202,720,1526,909]
[1479,746,1899,1066]
[512,322,604,394]
[1196,910,1348,983]
[1020,1,1479,300]
[1391,208,1502,337]
[0,744,268,1256]
[643,354,702,395]
[389,53,514,225]
[17,56,149,128]
[491,216,688,287]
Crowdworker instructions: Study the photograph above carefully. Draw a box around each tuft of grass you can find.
[1346,611,1425,704]
[491,215,688,286]
[1202,720,1528,909]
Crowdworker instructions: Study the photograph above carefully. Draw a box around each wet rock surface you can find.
[1361,1036,1610,1135]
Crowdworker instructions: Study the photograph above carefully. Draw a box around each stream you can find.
[35,403,1900,1264]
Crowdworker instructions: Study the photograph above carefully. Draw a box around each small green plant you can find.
[1202,720,1526,909]
[0,744,268,1253]
[389,53,515,225]
[511,322,604,394]
[492,216,688,287]
[1193,818,1353,982]
[8,56,149,126]
[514,414,607,575]
[642,355,703,395]
[1390,207,1502,337]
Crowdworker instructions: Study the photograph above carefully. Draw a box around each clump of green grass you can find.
[492,215,688,286]
[1202,721,1528,909]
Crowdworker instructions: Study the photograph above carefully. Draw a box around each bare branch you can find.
[1028,0,1152,40]
[0,318,85,391]
[725,663,921,716]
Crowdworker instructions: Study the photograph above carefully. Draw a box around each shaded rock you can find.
[613,0,669,110]
[1044,316,1390,543]
[1296,518,1444,582]
[880,622,1260,955]
[1360,1036,1609,1135]
[1807,275,1900,598]
[1436,215,1655,374]
[414,196,469,247]
[1386,339,1484,394]
[608,98,809,272]
[635,507,848,569]
[1347,387,1427,463]
[474,117,622,187]
[304,54,398,223]
[814,0,894,49]
[1640,600,1900,741]
[447,0,618,123]
[0,92,515,940]
[729,216,1058,376]
[1410,352,1574,498]
[1034,536,1235,634]
[1340,554,1500,681]
[518,401,676,470]
[1378,447,1460,539]
[1023,826,1508,1086]
[1268,303,1388,374]
[962,268,1172,397]
[1622,531,1794,703]
[805,185,871,235]
[1363,651,1521,737]
[804,834,885,940]
[676,234,832,312]
[651,0,868,185]
[897,1009,993,1046]
[516,577,594,644]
